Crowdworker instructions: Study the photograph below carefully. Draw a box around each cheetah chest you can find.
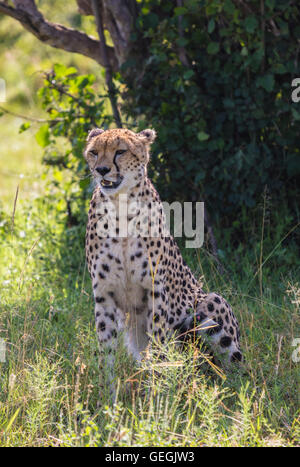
[91,236,152,311]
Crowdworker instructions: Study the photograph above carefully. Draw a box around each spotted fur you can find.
[84,128,242,390]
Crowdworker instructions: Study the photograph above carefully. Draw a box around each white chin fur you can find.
[96,175,138,196]
[98,178,125,195]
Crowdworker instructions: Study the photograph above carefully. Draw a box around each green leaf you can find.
[197,131,210,141]
[53,169,63,183]
[207,42,220,55]
[53,63,76,78]
[223,0,235,15]
[19,122,31,133]
[208,19,215,33]
[292,107,300,121]
[287,154,300,176]
[174,6,187,16]
[65,66,77,76]
[79,178,91,189]
[176,37,188,47]
[77,77,89,89]
[35,124,51,148]
[256,74,275,92]
[244,16,258,33]
[183,70,194,80]
[273,63,286,74]
[266,0,275,10]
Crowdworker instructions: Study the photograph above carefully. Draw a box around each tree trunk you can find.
[0,0,138,71]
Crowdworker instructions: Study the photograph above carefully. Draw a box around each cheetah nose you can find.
[96,166,111,176]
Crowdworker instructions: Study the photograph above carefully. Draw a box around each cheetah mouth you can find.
[100,176,123,189]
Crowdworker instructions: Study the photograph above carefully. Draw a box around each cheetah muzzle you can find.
[100,175,123,190]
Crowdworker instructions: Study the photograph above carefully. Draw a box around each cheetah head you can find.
[84,128,156,196]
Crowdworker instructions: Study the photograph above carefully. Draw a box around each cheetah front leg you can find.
[125,307,149,361]
[93,291,125,399]
[145,286,169,347]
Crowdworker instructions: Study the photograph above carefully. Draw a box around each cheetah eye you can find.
[89,150,98,157]
[115,149,127,156]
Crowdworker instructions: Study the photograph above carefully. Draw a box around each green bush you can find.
[122,0,300,216]
[16,1,300,234]
[30,64,114,225]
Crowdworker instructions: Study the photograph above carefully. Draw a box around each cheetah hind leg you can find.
[174,293,243,366]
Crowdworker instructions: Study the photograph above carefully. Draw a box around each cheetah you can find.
[84,128,242,390]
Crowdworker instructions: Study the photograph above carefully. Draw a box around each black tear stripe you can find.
[113,152,138,174]
[113,152,121,174]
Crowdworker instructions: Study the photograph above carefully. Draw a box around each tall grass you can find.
[0,189,299,446]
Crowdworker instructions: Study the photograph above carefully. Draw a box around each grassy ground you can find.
[0,3,299,447]
[0,188,299,446]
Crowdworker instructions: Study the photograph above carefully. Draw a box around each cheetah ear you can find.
[86,128,105,141]
[138,129,156,144]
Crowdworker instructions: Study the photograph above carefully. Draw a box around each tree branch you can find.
[77,0,136,67]
[102,0,136,66]
[92,0,122,127]
[77,0,94,16]
[0,0,118,71]
[0,104,60,123]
